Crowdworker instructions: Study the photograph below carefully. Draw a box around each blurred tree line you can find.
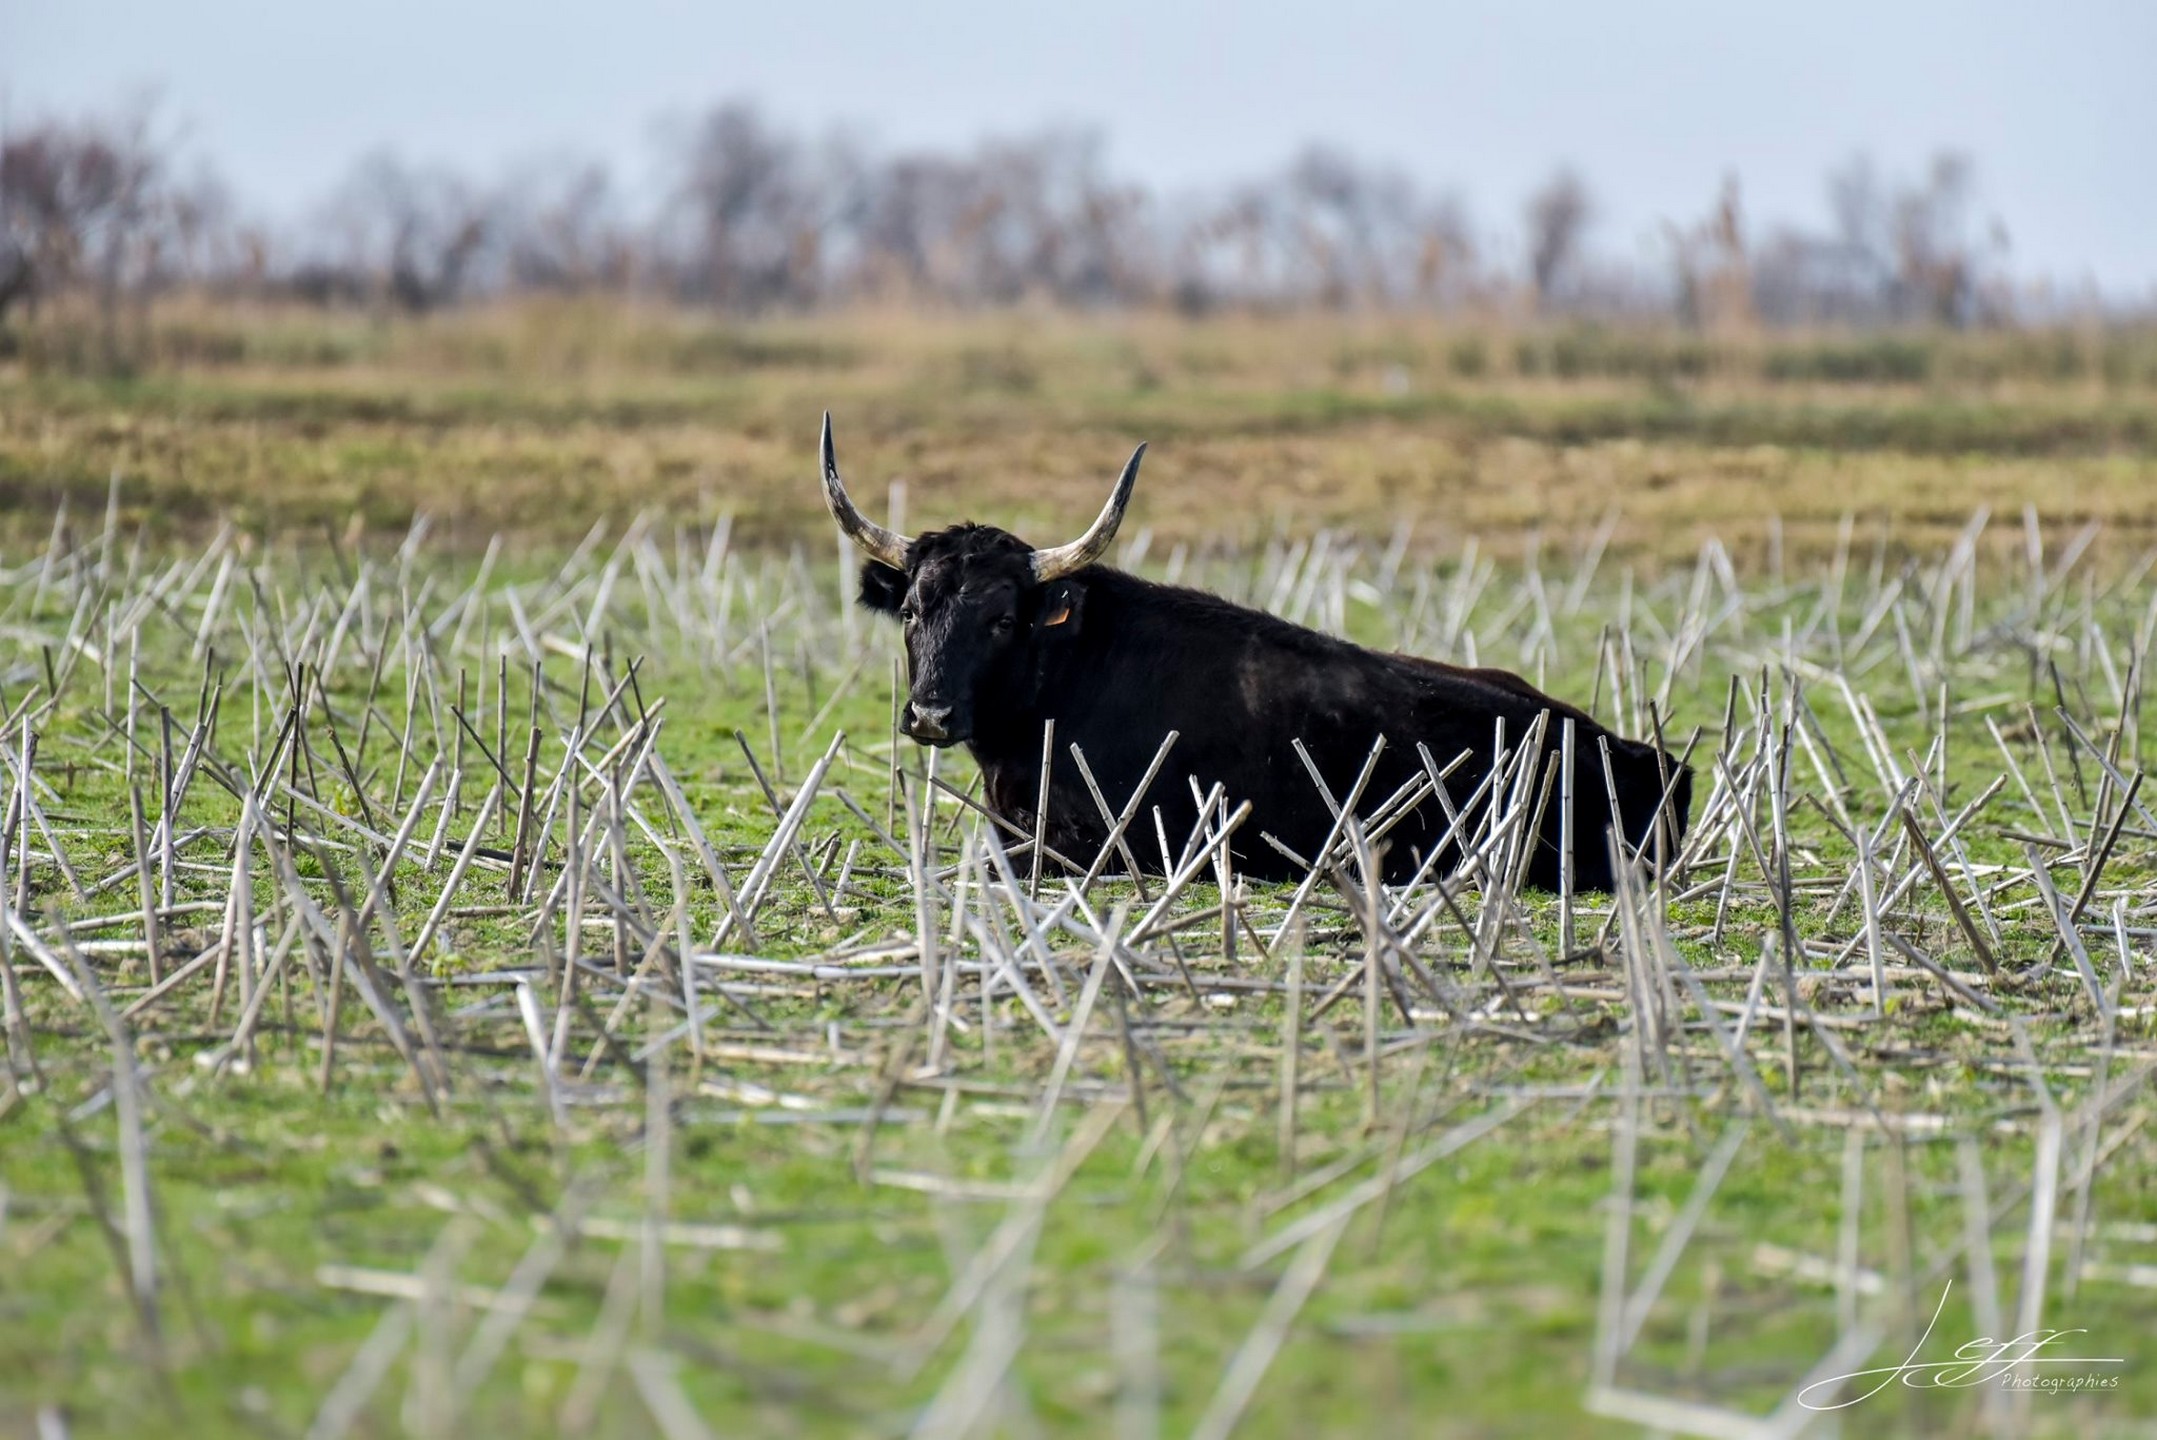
[0,95,2098,362]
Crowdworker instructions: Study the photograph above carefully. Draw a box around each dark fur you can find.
[863,523,1692,891]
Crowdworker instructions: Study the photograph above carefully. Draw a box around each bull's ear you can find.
[858,560,905,616]
[1037,579,1085,635]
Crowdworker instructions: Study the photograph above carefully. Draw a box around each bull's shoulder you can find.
[1093,570,1360,660]
[1385,650,1597,725]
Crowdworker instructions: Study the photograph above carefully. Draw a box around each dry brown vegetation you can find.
[4,303,2156,562]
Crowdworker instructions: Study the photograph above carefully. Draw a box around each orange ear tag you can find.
[1044,601,1073,627]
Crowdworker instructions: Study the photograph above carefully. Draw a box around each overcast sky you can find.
[4,0,2150,293]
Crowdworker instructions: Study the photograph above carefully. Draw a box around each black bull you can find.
[824,425,1692,893]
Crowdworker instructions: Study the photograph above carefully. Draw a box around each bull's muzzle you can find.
[903,702,959,745]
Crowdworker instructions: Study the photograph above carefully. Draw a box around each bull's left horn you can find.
[820,413,912,569]
[1031,443,1146,582]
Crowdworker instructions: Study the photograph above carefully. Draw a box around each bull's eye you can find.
[992,616,1015,636]
[899,605,918,626]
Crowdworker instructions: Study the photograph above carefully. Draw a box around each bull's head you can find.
[820,414,1143,748]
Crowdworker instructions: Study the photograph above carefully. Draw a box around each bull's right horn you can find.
[819,413,912,569]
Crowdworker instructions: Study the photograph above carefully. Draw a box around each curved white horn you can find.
[1031,443,1146,583]
[819,413,911,569]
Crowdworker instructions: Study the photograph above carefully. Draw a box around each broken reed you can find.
[0,494,2151,1434]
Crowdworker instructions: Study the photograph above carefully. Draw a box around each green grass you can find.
[1,305,2155,1437]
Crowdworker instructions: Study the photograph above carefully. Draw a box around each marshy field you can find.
[1,307,2155,1438]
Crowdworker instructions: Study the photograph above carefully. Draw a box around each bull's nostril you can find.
[907,703,953,740]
